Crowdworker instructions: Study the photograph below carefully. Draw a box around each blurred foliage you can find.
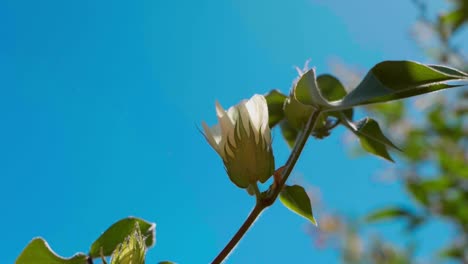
[307,213,417,264]
[312,0,468,263]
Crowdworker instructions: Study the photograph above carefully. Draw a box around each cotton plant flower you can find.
[109,225,146,264]
[202,94,275,190]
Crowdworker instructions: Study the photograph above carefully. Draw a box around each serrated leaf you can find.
[366,207,413,223]
[264,90,287,128]
[339,61,468,108]
[280,120,299,148]
[279,185,317,225]
[89,217,156,258]
[16,238,87,264]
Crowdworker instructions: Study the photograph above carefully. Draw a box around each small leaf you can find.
[264,90,287,128]
[294,69,332,108]
[355,118,401,151]
[316,74,347,101]
[283,96,315,130]
[366,207,413,223]
[316,74,354,127]
[16,238,87,264]
[341,116,399,162]
[359,136,394,162]
[89,217,156,258]
[406,181,430,206]
[280,120,299,148]
[279,185,317,225]
[440,8,467,35]
[340,61,468,108]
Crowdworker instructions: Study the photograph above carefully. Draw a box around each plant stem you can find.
[211,110,321,263]
[269,110,321,202]
[212,203,265,264]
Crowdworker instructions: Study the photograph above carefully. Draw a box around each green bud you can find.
[110,224,146,264]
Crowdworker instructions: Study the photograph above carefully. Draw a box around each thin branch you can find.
[211,203,265,264]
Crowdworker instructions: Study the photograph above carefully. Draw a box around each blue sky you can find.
[0,0,462,263]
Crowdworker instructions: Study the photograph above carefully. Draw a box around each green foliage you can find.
[279,185,317,225]
[16,238,88,264]
[279,120,299,148]
[264,90,287,128]
[268,60,467,164]
[366,207,414,223]
[109,224,147,264]
[341,117,400,162]
[362,72,468,260]
[439,0,468,35]
[339,61,468,108]
[89,217,155,258]
[16,217,156,264]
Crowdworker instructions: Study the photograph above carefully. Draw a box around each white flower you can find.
[202,94,275,189]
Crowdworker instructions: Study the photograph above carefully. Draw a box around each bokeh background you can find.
[1,0,467,263]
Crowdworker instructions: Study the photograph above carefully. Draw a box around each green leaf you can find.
[420,178,453,192]
[294,69,333,108]
[285,72,350,139]
[359,136,394,162]
[355,118,401,151]
[16,238,87,264]
[279,185,317,225]
[439,246,464,260]
[89,217,156,258]
[264,90,287,128]
[279,120,299,148]
[440,8,468,35]
[316,74,347,101]
[339,61,468,108]
[366,207,413,222]
[283,96,315,130]
[406,181,429,206]
[316,74,354,126]
[341,116,399,162]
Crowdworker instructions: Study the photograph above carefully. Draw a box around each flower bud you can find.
[110,225,146,264]
[202,94,275,189]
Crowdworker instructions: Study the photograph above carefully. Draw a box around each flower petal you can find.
[245,95,269,143]
[215,101,235,137]
[237,100,252,139]
[202,122,222,153]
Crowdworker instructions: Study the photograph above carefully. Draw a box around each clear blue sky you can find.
[0,0,460,263]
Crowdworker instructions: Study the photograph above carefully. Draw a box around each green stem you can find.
[267,109,321,204]
[211,110,321,263]
[211,203,265,264]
